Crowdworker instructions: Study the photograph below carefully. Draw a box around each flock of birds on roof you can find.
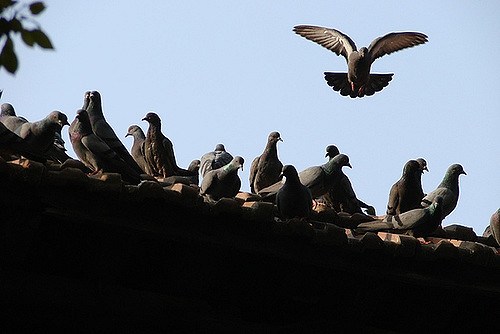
[0,25,498,245]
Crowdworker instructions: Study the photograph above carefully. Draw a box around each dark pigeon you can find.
[421,164,466,219]
[489,208,500,246]
[125,124,150,175]
[386,160,425,215]
[0,103,29,133]
[0,121,46,162]
[16,110,69,157]
[293,25,428,98]
[259,154,352,199]
[324,146,375,215]
[200,143,233,177]
[200,156,244,201]
[86,91,144,174]
[187,159,201,186]
[249,131,283,194]
[69,109,141,184]
[276,165,313,219]
[356,196,443,238]
[142,112,196,178]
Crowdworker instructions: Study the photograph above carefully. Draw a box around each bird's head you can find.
[325,144,340,159]
[416,158,428,173]
[268,131,283,143]
[336,153,352,168]
[233,156,244,171]
[448,164,466,176]
[280,164,299,180]
[1,103,16,117]
[49,111,70,128]
[88,91,101,104]
[214,143,226,152]
[142,112,161,125]
[359,47,368,57]
[125,125,141,137]
[403,160,421,176]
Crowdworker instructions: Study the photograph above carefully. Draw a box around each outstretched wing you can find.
[293,25,357,62]
[368,32,428,62]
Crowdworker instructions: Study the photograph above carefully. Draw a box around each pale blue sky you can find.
[2,1,499,235]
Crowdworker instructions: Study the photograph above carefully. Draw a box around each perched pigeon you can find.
[293,25,428,98]
[125,124,150,175]
[187,159,201,186]
[276,165,312,219]
[0,103,28,133]
[323,148,374,215]
[142,112,196,178]
[259,154,352,199]
[200,143,233,177]
[249,131,283,194]
[386,160,425,215]
[200,156,244,201]
[0,121,46,162]
[489,208,500,246]
[16,110,69,156]
[356,196,443,238]
[86,91,144,174]
[69,109,141,184]
[421,164,466,219]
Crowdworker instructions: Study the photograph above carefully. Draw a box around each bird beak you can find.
[279,137,283,142]
[141,117,147,121]
[325,152,328,158]
[347,163,352,168]
[125,133,130,138]
[461,170,467,175]
[423,167,429,172]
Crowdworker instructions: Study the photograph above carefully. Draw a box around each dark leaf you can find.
[31,28,53,49]
[9,18,21,31]
[0,37,18,73]
[29,1,45,15]
[21,28,34,46]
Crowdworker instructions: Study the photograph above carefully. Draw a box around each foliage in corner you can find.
[0,0,53,74]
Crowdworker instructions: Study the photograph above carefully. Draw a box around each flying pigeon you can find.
[86,91,144,174]
[249,131,283,194]
[200,143,233,177]
[200,156,244,201]
[293,25,428,98]
[421,164,466,219]
[142,112,196,178]
[356,196,443,238]
[276,165,313,219]
[386,160,426,215]
[16,110,69,156]
[125,124,150,175]
[489,208,500,246]
[69,109,141,184]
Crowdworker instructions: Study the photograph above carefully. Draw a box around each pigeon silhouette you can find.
[249,131,283,194]
[125,124,150,175]
[386,160,425,215]
[200,156,244,201]
[0,103,29,133]
[421,164,466,220]
[86,91,144,174]
[356,196,443,238]
[142,112,196,178]
[293,25,428,98]
[276,165,313,219]
[69,109,141,184]
[489,208,500,246]
[258,153,352,199]
[16,110,69,157]
[323,148,374,215]
[187,159,201,186]
[0,121,46,162]
[200,143,233,177]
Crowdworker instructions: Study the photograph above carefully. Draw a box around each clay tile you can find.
[210,198,242,217]
[170,183,202,207]
[434,240,459,260]
[360,232,385,251]
[314,223,348,247]
[137,180,167,200]
[241,201,275,222]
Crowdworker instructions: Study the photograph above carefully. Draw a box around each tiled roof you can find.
[2,158,499,331]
